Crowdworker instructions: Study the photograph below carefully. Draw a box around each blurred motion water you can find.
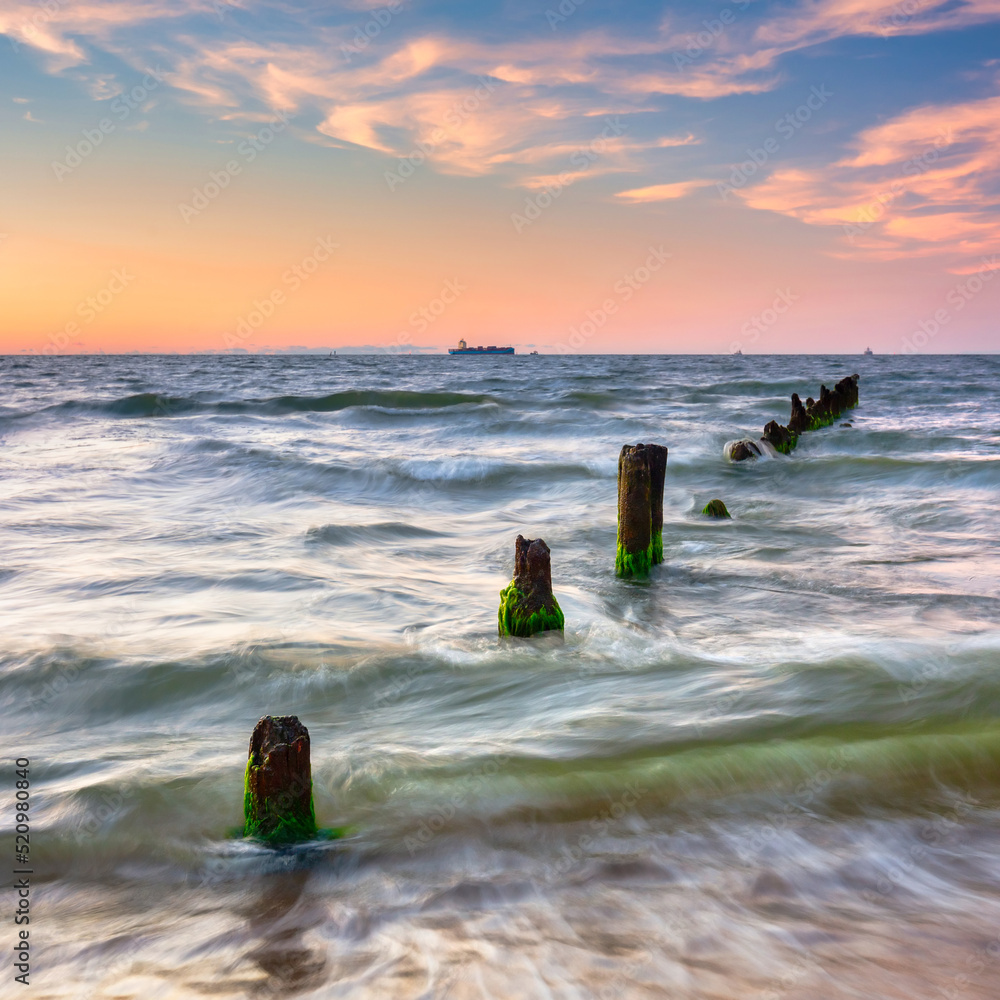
[2,353,999,998]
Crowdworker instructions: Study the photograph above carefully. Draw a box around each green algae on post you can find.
[498,535,564,638]
[617,443,663,578]
[730,375,860,462]
[647,443,668,564]
[701,499,731,518]
[243,715,319,845]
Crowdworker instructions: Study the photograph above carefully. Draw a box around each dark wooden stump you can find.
[617,444,652,578]
[647,444,668,564]
[728,375,860,461]
[498,535,564,637]
[244,715,317,844]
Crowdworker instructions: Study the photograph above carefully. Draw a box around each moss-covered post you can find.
[647,444,668,564]
[244,715,318,844]
[617,443,652,578]
[498,535,564,637]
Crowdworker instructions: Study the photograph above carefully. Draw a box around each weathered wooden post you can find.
[498,535,564,637]
[647,444,668,564]
[617,444,652,577]
[244,715,317,844]
[730,374,860,461]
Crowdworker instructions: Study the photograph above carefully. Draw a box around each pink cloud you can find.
[615,180,712,203]
[736,93,1000,266]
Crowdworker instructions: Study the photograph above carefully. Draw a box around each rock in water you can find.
[647,444,668,564]
[761,420,795,455]
[727,439,762,462]
[498,535,564,637]
[702,499,731,518]
[244,715,318,844]
[616,443,653,578]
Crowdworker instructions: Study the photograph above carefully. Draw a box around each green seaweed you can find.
[497,582,564,637]
[243,757,320,845]
[650,530,663,565]
[701,499,731,518]
[615,542,652,579]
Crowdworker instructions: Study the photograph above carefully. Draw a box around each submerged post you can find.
[647,444,668,564]
[702,499,731,518]
[498,535,564,637]
[244,715,317,844]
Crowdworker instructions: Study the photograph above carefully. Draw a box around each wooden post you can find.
[244,715,317,844]
[498,535,564,637]
[729,374,860,461]
[616,444,652,578]
[647,444,668,564]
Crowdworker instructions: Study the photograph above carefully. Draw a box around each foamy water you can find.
[2,353,1000,998]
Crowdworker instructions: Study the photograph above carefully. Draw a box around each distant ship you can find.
[863,346,873,356]
[734,348,743,356]
[448,338,514,355]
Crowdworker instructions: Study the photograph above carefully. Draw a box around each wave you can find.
[38,389,503,420]
[306,522,449,546]
[21,716,1000,880]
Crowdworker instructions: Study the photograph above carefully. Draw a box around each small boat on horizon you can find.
[448,338,515,355]
[733,349,743,356]
[864,346,873,356]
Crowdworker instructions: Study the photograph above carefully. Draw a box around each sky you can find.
[1,0,999,355]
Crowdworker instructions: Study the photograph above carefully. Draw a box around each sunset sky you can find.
[2,0,999,354]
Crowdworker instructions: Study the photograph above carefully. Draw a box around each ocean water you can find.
[2,353,1000,999]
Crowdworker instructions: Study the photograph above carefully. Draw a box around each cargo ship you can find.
[448,339,514,355]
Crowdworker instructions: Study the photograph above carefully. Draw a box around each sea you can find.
[1,353,999,999]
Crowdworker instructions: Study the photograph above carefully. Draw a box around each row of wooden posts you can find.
[241,375,860,846]
[241,446,700,845]
[495,442,732,640]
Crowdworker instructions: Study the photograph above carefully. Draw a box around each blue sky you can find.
[2,0,999,353]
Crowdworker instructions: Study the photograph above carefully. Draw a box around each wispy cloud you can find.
[615,180,713,203]
[737,92,1000,265]
[4,0,1000,191]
